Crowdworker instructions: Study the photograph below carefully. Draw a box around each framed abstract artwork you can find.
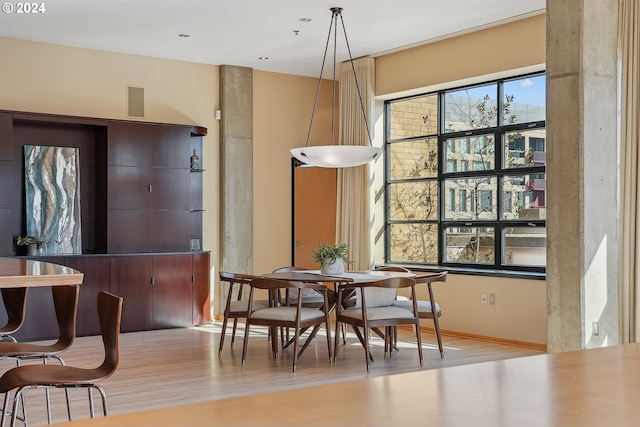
[24,145,82,254]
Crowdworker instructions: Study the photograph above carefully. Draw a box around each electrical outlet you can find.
[490,293,496,305]
[481,294,487,304]
[592,321,599,337]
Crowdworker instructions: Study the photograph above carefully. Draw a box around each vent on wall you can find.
[127,86,145,118]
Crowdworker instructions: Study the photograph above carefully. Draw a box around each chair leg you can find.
[292,325,300,373]
[218,314,230,354]
[333,320,340,363]
[1,391,9,427]
[94,385,108,417]
[363,327,371,372]
[415,321,424,367]
[432,316,444,358]
[231,318,239,346]
[88,387,95,418]
[241,321,251,367]
[10,387,25,427]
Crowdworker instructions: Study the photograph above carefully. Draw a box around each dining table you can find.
[0,257,84,288]
[262,269,415,357]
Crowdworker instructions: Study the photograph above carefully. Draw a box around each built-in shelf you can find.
[190,168,205,172]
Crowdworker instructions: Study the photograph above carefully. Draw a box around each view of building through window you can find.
[385,72,546,272]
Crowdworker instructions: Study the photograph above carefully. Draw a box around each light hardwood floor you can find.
[6,322,544,426]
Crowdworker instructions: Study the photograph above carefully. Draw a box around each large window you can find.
[385,72,546,273]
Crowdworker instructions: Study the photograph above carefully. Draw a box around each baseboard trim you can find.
[412,325,547,351]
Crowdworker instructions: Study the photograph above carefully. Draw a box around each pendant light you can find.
[290,7,382,168]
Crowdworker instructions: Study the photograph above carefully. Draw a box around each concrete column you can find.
[219,65,253,277]
[546,0,619,352]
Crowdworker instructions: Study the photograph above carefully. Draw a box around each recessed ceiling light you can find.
[299,18,311,22]
[258,57,269,60]
[178,33,190,38]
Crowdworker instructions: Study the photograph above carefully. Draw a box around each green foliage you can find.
[311,242,354,264]
[16,235,47,247]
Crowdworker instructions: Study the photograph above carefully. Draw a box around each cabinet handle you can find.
[151,276,155,285]
[148,184,153,192]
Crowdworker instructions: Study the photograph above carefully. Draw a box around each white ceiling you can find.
[0,0,545,78]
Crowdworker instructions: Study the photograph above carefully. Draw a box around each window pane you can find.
[503,74,546,125]
[389,138,438,179]
[389,223,438,263]
[444,227,495,264]
[444,84,498,132]
[389,95,438,140]
[501,174,547,220]
[389,181,438,221]
[503,226,546,267]
[444,134,495,172]
[503,129,547,168]
[444,177,497,220]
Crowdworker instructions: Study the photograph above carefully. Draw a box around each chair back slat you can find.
[52,285,79,348]
[98,291,123,378]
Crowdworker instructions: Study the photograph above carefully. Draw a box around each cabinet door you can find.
[148,125,190,168]
[63,256,111,337]
[110,255,153,332]
[192,252,211,325]
[107,210,152,253]
[108,122,150,167]
[150,168,189,210]
[107,165,151,210]
[152,254,192,328]
[150,210,190,252]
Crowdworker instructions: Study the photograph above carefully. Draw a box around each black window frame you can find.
[384,71,546,276]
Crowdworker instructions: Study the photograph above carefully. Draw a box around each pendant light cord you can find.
[304,7,374,149]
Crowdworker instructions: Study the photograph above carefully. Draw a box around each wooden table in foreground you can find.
[0,257,83,288]
[51,342,640,427]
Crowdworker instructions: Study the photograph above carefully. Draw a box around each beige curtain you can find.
[619,0,640,343]
[336,57,376,271]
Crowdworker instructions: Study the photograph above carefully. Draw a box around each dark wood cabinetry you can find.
[12,253,210,340]
[0,110,210,341]
[107,121,194,253]
[60,255,111,337]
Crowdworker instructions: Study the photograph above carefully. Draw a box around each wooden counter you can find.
[49,342,640,427]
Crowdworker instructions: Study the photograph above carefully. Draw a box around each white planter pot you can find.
[320,258,344,275]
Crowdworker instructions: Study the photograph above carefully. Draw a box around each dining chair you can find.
[0,285,78,366]
[334,277,422,371]
[0,288,28,343]
[272,266,325,308]
[241,277,332,372]
[218,272,269,354]
[272,266,327,346]
[0,285,78,424]
[0,291,123,427]
[393,271,448,358]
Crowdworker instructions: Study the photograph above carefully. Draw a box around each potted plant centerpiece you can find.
[312,242,354,275]
[16,235,47,256]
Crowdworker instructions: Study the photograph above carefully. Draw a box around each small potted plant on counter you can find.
[312,242,354,275]
[16,235,47,256]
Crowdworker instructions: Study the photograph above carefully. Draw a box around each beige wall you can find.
[376,13,546,97]
[374,13,548,346]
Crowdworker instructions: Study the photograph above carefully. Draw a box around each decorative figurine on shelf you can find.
[190,149,200,170]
